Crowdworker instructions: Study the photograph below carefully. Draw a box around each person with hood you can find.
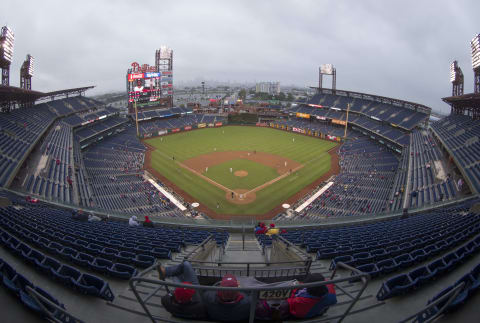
[287,273,337,319]
[129,215,140,227]
[158,261,207,320]
[143,215,154,228]
[203,274,251,322]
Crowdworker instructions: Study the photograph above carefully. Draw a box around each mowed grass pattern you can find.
[204,159,279,190]
[145,126,336,215]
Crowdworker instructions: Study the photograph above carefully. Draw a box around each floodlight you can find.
[471,34,480,69]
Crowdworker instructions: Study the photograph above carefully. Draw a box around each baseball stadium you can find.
[1,20,480,323]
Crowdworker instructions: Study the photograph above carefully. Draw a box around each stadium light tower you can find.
[0,26,15,112]
[20,54,34,90]
[472,33,480,93]
[450,60,464,96]
[0,26,15,86]
[319,64,336,93]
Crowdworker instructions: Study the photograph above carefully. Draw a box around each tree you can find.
[238,88,247,100]
[287,93,294,101]
[277,92,286,101]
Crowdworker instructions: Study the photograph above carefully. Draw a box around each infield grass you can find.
[145,126,336,215]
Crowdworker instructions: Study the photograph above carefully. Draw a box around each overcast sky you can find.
[2,0,479,113]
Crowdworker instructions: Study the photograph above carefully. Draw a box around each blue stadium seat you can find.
[408,266,434,288]
[90,258,113,274]
[73,252,95,268]
[410,249,427,263]
[394,253,414,269]
[377,259,398,275]
[133,254,155,268]
[108,263,137,279]
[53,265,82,288]
[377,274,414,300]
[76,273,114,301]
[427,258,447,277]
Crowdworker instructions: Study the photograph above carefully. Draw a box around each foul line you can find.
[177,160,304,196]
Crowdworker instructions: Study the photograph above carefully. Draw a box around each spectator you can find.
[143,215,154,228]
[203,274,251,322]
[287,273,337,319]
[129,215,140,227]
[88,214,102,222]
[72,210,88,222]
[158,262,208,320]
[266,223,279,236]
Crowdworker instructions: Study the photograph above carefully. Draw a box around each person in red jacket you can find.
[287,273,337,319]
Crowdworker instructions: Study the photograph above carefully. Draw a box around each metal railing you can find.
[399,281,466,323]
[129,261,369,323]
[25,286,85,323]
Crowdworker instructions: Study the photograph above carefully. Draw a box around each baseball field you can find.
[144,126,337,218]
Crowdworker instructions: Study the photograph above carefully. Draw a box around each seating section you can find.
[22,121,75,204]
[430,114,480,193]
[376,236,480,301]
[75,116,128,142]
[0,225,115,300]
[81,125,183,217]
[42,96,101,117]
[63,107,119,127]
[409,130,458,208]
[415,262,480,321]
[274,118,346,138]
[138,114,226,136]
[287,104,412,146]
[0,105,57,186]
[0,257,77,321]
[297,136,399,218]
[307,93,429,130]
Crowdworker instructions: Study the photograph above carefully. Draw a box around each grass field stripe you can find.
[176,161,233,193]
[243,163,305,196]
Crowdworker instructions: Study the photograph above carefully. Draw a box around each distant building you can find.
[256,82,280,95]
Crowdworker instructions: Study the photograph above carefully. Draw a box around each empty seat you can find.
[133,254,155,268]
[377,274,414,300]
[108,263,137,279]
[408,266,434,287]
[377,259,398,274]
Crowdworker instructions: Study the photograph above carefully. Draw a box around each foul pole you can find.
[344,103,350,139]
[135,100,140,137]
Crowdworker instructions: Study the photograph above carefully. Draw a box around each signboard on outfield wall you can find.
[184,126,192,131]
[296,112,310,119]
[198,123,206,128]
[158,130,167,136]
[172,128,180,133]
[332,119,346,126]
[215,122,223,127]
[292,127,305,134]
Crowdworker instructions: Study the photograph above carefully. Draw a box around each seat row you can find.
[376,235,480,301]
[0,257,75,322]
[416,263,480,321]
[0,230,114,301]
[333,223,478,278]
[0,222,151,279]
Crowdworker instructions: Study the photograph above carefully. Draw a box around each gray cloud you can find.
[2,0,479,113]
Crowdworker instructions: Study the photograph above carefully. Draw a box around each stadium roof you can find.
[442,92,480,107]
[0,85,95,104]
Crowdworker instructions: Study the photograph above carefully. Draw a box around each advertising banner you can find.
[144,133,152,138]
[128,73,144,81]
[184,126,192,131]
[292,127,305,134]
[158,130,167,136]
[308,104,324,108]
[316,116,327,120]
[215,122,223,127]
[332,119,346,126]
[327,135,337,141]
[208,123,214,127]
[172,128,180,133]
[197,123,206,128]
[296,112,311,119]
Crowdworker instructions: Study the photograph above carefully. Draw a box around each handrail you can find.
[129,261,369,323]
[399,281,466,323]
[183,234,214,262]
[25,286,85,323]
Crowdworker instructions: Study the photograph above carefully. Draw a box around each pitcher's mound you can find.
[226,189,256,204]
[234,170,248,177]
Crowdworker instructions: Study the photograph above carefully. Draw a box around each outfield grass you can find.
[204,159,279,190]
[145,126,336,215]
